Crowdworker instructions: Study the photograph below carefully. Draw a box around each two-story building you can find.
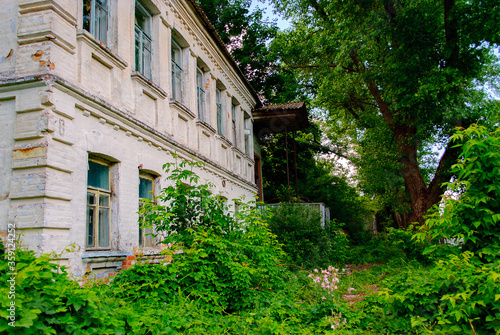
[0,0,308,279]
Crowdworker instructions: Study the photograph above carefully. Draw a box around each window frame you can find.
[138,173,155,248]
[86,159,112,250]
[197,67,207,121]
[171,38,183,103]
[83,0,109,44]
[231,103,237,146]
[244,117,252,156]
[135,1,152,79]
[216,88,224,136]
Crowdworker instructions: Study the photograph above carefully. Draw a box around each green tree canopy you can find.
[269,0,500,227]
[196,0,304,103]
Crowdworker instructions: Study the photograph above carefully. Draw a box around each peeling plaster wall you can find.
[0,0,259,278]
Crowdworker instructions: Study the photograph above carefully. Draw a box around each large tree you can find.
[269,0,500,227]
[196,0,302,103]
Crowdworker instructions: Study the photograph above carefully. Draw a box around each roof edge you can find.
[186,0,263,108]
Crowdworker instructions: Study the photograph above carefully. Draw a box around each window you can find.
[216,88,224,136]
[135,1,152,79]
[139,175,154,248]
[171,39,183,102]
[86,160,111,249]
[197,67,206,121]
[83,0,109,44]
[244,117,252,156]
[231,103,237,146]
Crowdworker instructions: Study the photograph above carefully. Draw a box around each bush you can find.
[266,203,340,269]
[133,157,287,312]
[372,124,500,334]
[347,228,431,265]
[0,245,139,334]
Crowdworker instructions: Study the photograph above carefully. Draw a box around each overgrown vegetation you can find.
[2,124,499,333]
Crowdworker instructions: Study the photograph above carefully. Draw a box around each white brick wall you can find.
[0,0,259,277]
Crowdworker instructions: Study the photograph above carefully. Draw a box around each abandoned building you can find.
[0,0,308,279]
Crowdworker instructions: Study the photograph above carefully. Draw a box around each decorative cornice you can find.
[19,0,77,26]
[18,31,75,55]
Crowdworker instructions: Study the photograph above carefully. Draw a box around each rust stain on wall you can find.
[12,146,46,160]
[31,51,54,69]
[31,50,44,61]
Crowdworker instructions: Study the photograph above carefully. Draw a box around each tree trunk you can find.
[393,123,460,228]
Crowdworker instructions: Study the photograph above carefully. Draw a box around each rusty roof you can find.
[252,101,309,135]
[253,101,306,112]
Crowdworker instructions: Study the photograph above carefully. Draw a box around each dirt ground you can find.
[340,264,381,305]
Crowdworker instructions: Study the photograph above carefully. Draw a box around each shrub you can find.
[347,228,430,265]
[266,203,337,269]
[374,124,500,334]
[0,245,137,334]
[131,157,287,312]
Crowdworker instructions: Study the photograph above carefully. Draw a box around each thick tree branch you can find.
[366,81,394,125]
[444,0,459,68]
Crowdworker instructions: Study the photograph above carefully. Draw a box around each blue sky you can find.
[250,0,290,30]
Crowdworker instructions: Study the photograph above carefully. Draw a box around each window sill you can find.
[215,134,233,148]
[131,72,168,99]
[196,119,216,135]
[232,146,245,157]
[170,100,196,120]
[82,251,128,270]
[244,154,254,163]
[77,30,128,70]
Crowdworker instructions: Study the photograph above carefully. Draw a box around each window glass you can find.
[88,160,109,190]
[135,2,151,35]
[139,177,153,200]
[87,159,111,248]
[232,103,237,146]
[197,68,206,121]
[139,176,154,247]
[244,117,252,156]
[83,0,108,44]
[98,198,110,248]
[86,192,96,246]
[217,88,223,135]
[171,40,183,102]
[135,1,152,78]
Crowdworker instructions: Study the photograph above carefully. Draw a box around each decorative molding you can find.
[170,100,196,120]
[131,72,168,100]
[19,0,77,26]
[215,134,232,148]
[231,146,245,157]
[77,31,128,70]
[2,76,257,193]
[18,32,75,55]
[196,119,216,135]
[161,16,172,29]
